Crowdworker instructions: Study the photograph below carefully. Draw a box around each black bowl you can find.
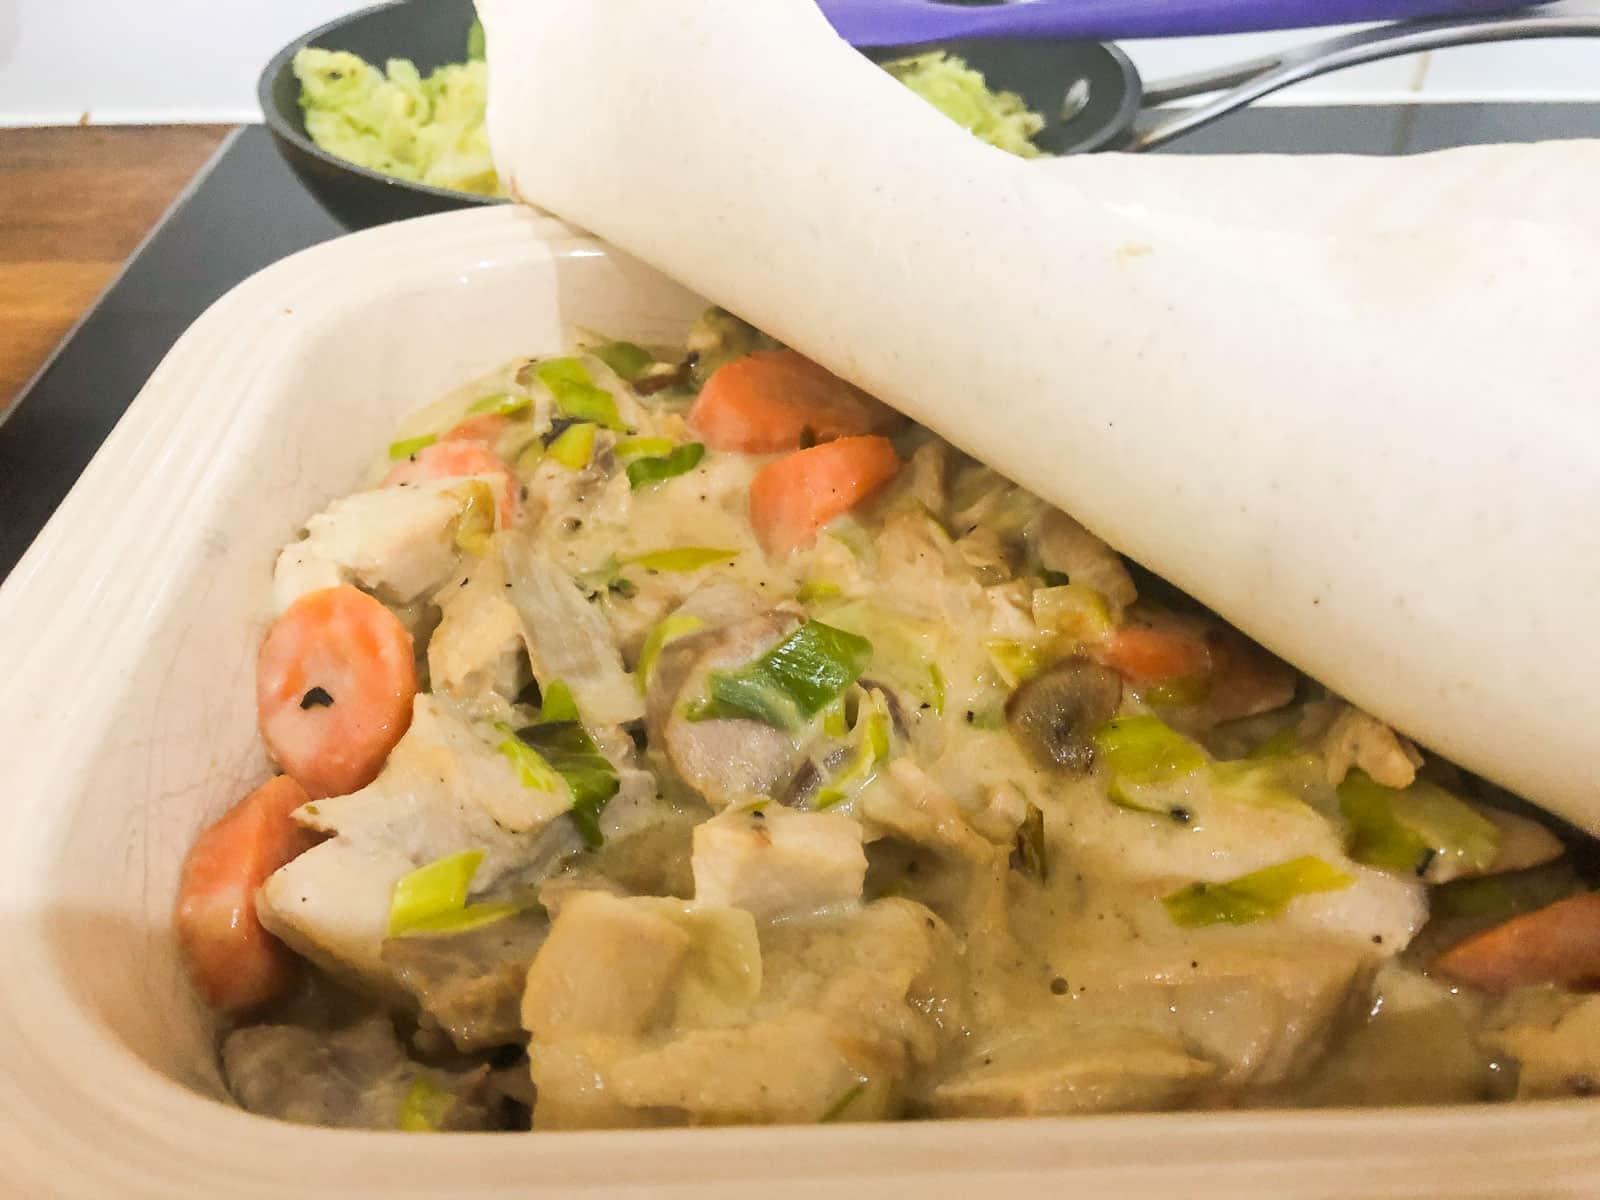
[259,0,501,230]
[259,0,1142,231]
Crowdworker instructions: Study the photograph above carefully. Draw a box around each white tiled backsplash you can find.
[0,0,1597,126]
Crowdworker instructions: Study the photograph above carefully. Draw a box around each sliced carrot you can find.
[257,585,418,799]
[441,412,512,447]
[1433,892,1600,993]
[176,775,317,1014]
[749,435,901,555]
[689,350,900,454]
[1097,625,1213,687]
[382,439,518,525]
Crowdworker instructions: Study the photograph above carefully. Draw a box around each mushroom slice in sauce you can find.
[1004,659,1123,774]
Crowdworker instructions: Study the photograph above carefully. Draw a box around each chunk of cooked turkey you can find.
[258,695,583,991]
[646,610,807,809]
[1057,760,1427,952]
[522,892,693,1042]
[925,1029,1214,1117]
[860,759,998,863]
[1024,508,1138,615]
[1284,962,1497,1106]
[272,477,498,613]
[1159,941,1375,1086]
[222,1015,495,1130]
[526,898,962,1129]
[428,547,529,701]
[605,1011,888,1125]
[859,760,1017,1015]
[1483,991,1600,1100]
[692,803,866,921]
[1312,702,1424,790]
[524,894,762,1037]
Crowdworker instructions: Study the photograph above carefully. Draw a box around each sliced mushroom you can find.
[645,610,807,810]
[1004,659,1122,774]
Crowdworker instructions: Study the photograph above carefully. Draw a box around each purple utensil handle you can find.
[826,0,1554,46]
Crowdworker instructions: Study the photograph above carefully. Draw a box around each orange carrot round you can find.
[176,775,317,1014]
[382,439,518,525]
[441,412,513,447]
[1098,625,1214,687]
[749,434,901,554]
[689,350,899,454]
[257,585,417,799]
[1434,892,1600,993]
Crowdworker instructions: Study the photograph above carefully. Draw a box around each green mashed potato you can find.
[294,38,1044,199]
[881,51,1045,158]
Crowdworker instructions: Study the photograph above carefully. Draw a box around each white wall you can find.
[1,0,1599,126]
[0,0,368,125]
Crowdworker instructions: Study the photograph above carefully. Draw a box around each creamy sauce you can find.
[223,327,1596,1130]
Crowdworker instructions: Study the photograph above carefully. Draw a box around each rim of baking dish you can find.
[0,205,1598,1198]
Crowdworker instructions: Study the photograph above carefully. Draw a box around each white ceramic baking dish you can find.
[1,206,1597,1198]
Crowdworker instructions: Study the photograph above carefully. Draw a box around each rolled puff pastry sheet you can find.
[479,0,1600,832]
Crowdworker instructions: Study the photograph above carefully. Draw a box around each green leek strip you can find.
[821,696,849,739]
[823,515,874,563]
[546,421,597,470]
[627,545,739,573]
[1338,770,1499,878]
[388,433,437,460]
[970,707,1005,730]
[397,1077,456,1132]
[466,16,486,60]
[539,678,581,723]
[637,613,707,692]
[1430,877,1518,921]
[612,436,675,461]
[688,620,873,732]
[808,599,944,711]
[516,714,620,849]
[816,690,893,808]
[818,1080,867,1123]
[389,850,483,936]
[926,663,947,715]
[1248,727,1302,761]
[574,554,636,600]
[1032,583,1114,642]
[536,357,589,386]
[467,391,532,417]
[1208,757,1320,815]
[627,442,706,491]
[535,357,626,431]
[514,439,545,473]
[1092,715,1207,817]
[496,734,567,794]
[398,902,522,937]
[1432,868,1576,922]
[797,580,843,604]
[590,341,655,383]
[450,480,496,555]
[983,638,1043,688]
[1162,856,1353,928]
